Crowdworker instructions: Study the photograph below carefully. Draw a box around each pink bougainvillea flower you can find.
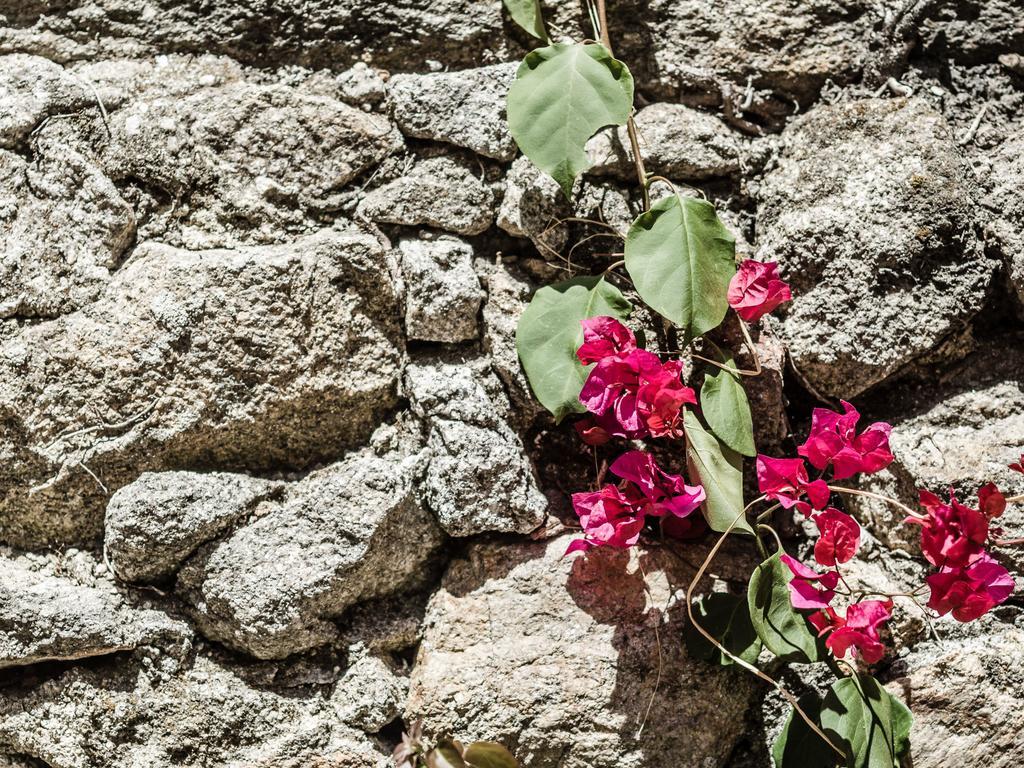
[574,415,613,446]
[576,316,637,365]
[781,553,840,610]
[635,359,696,439]
[977,483,1006,520]
[662,514,708,541]
[1009,454,1024,474]
[809,599,893,664]
[611,450,706,519]
[567,484,645,553]
[926,553,1014,622]
[907,489,989,568]
[578,348,662,429]
[797,401,893,480]
[813,508,861,566]
[756,456,828,511]
[726,260,792,323]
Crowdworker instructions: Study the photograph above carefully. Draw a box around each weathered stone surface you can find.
[0,557,190,668]
[105,471,283,583]
[0,54,90,148]
[587,103,741,181]
[757,98,994,398]
[176,444,443,659]
[0,144,135,318]
[406,357,547,537]
[0,652,390,768]
[331,644,408,732]
[0,229,403,548]
[389,63,517,161]
[886,625,1024,768]
[399,234,483,342]
[407,536,758,767]
[978,136,1024,303]
[359,154,497,235]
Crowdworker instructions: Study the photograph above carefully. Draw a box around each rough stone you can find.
[405,358,547,537]
[104,471,284,583]
[337,62,387,108]
[0,652,390,768]
[389,63,518,161]
[0,54,90,148]
[407,536,758,767]
[0,228,403,548]
[331,644,408,733]
[358,154,497,236]
[176,444,443,659]
[978,135,1024,304]
[587,103,741,181]
[757,97,994,398]
[0,144,135,318]
[399,234,483,342]
[0,557,191,668]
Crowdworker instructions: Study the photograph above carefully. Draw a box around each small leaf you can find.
[624,195,736,342]
[508,43,634,198]
[463,742,519,768]
[891,695,913,762]
[683,410,750,534]
[820,674,906,767]
[684,592,762,666]
[502,0,547,40]
[425,743,467,768]
[772,695,836,768]
[700,353,756,457]
[747,551,822,663]
[515,275,632,422]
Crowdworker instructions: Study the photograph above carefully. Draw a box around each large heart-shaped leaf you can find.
[515,276,632,422]
[700,353,756,457]
[624,195,736,342]
[684,592,762,666]
[683,410,750,534]
[772,695,836,768]
[502,0,547,39]
[747,551,822,663]
[820,674,910,767]
[507,42,634,198]
[464,742,519,768]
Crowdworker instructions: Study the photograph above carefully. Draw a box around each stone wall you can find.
[0,1,1022,766]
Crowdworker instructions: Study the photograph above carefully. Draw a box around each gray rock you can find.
[405,358,547,537]
[0,54,90,148]
[331,644,409,732]
[978,136,1024,304]
[587,103,741,181]
[399,234,483,342]
[0,145,135,318]
[0,228,403,548]
[757,98,994,398]
[105,471,283,583]
[337,62,387,108]
[0,652,390,768]
[406,536,759,768]
[389,63,518,161]
[176,446,443,659]
[358,154,497,236]
[0,557,191,668]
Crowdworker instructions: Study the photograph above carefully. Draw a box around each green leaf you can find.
[507,42,634,198]
[515,276,632,422]
[426,743,467,768]
[747,551,822,663]
[820,675,908,767]
[684,592,762,666]
[700,353,756,457]
[772,695,836,768]
[623,195,736,342]
[502,0,547,40]
[891,696,913,762]
[463,742,519,768]
[683,410,750,534]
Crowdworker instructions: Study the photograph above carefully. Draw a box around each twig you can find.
[828,486,927,521]
[958,103,989,146]
[634,557,664,739]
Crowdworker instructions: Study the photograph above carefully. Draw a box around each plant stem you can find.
[828,485,927,521]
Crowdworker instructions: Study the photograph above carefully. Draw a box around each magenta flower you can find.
[727,260,792,323]
[907,489,989,568]
[635,359,696,439]
[567,484,645,554]
[812,508,861,567]
[755,456,829,511]
[576,316,637,365]
[797,401,893,480]
[977,483,1006,520]
[610,451,705,519]
[781,554,840,610]
[1009,454,1024,474]
[579,348,663,431]
[926,553,1014,622]
[809,600,893,664]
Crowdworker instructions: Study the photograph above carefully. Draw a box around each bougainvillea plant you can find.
[503,1,1023,765]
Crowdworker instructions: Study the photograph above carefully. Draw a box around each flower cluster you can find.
[575,317,696,445]
[567,450,705,553]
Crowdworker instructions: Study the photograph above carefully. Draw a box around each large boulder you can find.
[176,444,444,659]
[0,228,403,548]
[406,536,759,768]
[757,98,995,398]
